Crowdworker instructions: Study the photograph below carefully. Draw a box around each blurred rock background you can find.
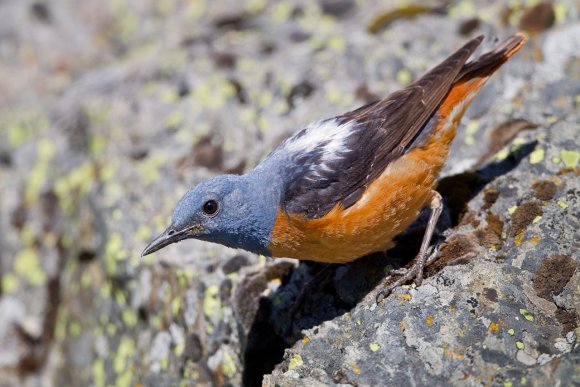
[0,0,578,386]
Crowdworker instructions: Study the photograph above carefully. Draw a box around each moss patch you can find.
[427,234,479,276]
[509,200,543,237]
[482,188,500,211]
[475,213,504,248]
[532,180,557,201]
[534,254,576,300]
[555,309,577,335]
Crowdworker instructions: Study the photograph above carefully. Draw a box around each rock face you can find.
[0,0,578,386]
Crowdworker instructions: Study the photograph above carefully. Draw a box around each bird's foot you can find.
[389,267,409,276]
[375,245,440,304]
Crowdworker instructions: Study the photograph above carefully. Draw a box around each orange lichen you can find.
[529,236,541,245]
[443,344,466,359]
[397,293,412,302]
[514,231,525,246]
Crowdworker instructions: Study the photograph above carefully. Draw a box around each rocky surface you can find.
[0,0,578,386]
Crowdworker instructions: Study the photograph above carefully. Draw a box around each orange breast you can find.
[268,77,488,263]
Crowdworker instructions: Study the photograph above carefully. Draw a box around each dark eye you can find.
[202,200,219,216]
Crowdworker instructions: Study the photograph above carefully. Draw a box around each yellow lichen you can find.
[114,336,135,374]
[174,343,185,356]
[494,147,510,162]
[203,285,221,319]
[14,248,47,286]
[557,200,569,209]
[288,354,303,370]
[222,351,237,379]
[116,370,132,387]
[464,120,480,145]
[396,69,412,85]
[93,358,106,387]
[519,309,534,321]
[327,36,346,52]
[272,1,294,22]
[1,274,19,293]
[529,148,545,164]
[122,309,137,327]
[172,297,181,316]
[561,150,580,168]
[70,321,81,337]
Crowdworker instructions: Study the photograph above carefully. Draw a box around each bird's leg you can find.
[388,244,439,276]
[415,191,443,285]
[376,191,443,303]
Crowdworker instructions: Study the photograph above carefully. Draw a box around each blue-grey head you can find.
[141,174,280,257]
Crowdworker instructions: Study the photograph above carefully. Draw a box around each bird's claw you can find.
[375,244,441,304]
[375,265,420,303]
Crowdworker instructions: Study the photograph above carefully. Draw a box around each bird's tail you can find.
[457,33,527,81]
[437,33,526,119]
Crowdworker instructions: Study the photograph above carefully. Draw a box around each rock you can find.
[516,350,537,366]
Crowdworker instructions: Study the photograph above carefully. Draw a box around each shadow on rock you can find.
[239,141,537,387]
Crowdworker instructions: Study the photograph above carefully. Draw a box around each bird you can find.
[142,34,526,300]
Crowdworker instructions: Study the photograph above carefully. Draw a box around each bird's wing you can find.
[277,36,484,219]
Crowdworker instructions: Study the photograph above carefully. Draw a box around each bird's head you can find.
[141,174,277,257]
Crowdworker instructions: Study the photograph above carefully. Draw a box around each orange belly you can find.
[268,132,448,262]
[268,77,487,263]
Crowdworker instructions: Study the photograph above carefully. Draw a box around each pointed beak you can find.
[141,227,191,257]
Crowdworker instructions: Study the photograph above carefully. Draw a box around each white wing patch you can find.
[279,118,356,162]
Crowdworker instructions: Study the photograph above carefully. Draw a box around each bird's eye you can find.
[202,200,219,216]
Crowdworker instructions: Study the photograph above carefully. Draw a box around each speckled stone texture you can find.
[0,0,578,386]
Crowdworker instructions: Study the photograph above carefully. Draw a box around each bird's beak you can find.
[141,226,197,257]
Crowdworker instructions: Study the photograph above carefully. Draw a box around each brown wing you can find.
[281,36,484,219]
